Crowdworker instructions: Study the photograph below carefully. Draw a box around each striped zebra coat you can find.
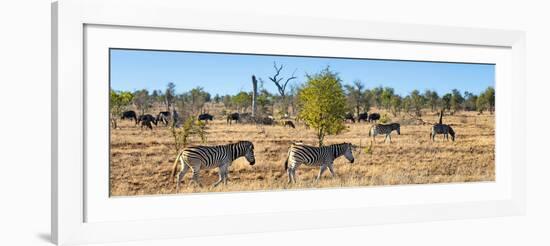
[368,123,401,143]
[171,141,256,189]
[284,143,354,183]
[430,124,455,141]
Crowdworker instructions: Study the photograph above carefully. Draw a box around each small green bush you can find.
[379,113,391,124]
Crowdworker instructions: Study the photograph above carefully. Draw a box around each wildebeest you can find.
[156,111,171,126]
[138,114,157,130]
[121,110,138,124]
[344,113,355,123]
[256,117,275,125]
[198,113,214,122]
[226,113,240,125]
[357,113,369,122]
[283,120,295,128]
[367,113,380,123]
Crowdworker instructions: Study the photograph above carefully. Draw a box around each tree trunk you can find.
[317,128,324,147]
[251,75,258,118]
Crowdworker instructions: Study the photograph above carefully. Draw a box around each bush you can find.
[379,113,391,124]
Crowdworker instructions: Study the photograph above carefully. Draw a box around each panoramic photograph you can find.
[109,49,495,196]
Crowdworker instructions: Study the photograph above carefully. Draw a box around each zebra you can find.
[284,143,354,183]
[368,123,400,143]
[171,141,256,189]
[430,124,455,141]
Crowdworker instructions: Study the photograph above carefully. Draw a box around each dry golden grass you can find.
[110,110,494,196]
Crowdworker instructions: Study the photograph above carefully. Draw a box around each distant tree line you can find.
[343,83,495,117]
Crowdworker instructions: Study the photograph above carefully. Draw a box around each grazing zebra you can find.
[171,141,256,189]
[430,124,455,141]
[284,143,354,183]
[369,123,401,143]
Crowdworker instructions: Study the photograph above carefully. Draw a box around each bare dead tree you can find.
[268,62,297,115]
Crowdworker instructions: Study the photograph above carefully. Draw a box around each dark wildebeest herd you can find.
[117,109,456,189]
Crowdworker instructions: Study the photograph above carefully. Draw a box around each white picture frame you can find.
[52,0,526,245]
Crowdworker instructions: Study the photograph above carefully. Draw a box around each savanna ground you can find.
[110,108,494,196]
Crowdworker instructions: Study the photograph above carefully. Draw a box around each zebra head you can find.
[239,141,256,165]
[448,126,455,141]
[343,143,355,163]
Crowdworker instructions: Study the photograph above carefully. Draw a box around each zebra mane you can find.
[229,141,252,159]
[331,143,350,157]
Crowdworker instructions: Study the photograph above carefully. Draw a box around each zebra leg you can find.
[222,169,229,185]
[191,167,203,188]
[316,165,327,181]
[176,163,190,191]
[213,165,228,187]
[286,167,292,184]
[213,168,223,187]
[328,163,336,178]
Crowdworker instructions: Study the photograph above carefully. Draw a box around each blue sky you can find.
[110,49,494,96]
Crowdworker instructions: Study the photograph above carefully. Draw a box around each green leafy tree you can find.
[450,89,464,113]
[298,68,347,146]
[109,90,133,129]
[344,80,366,116]
[133,89,151,115]
[257,89,274,116]
[371,86,384,109]
[484,87,495,114]
[441,93,452,111]
[213,94,221,103]
[390,95,402,116]
[380,87,395,110]
[401,95,412,114]
[476,93,488,114]
[424,90,440,112]
[463,91,478,111]
[410,90,426,116]
[363,89,374,113]
[476,87,495,114]
[232,91,252,112]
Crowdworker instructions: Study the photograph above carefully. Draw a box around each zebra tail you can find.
[171,151,183,177]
